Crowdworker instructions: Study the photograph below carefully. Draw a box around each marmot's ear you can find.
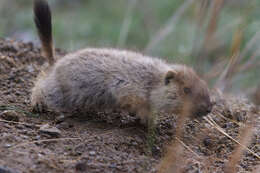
[165,70,177,85]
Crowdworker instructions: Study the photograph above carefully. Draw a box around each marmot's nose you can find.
[196,102,213,117]
[206,103,213,114]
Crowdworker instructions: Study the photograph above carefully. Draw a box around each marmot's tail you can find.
[34,0,55,65]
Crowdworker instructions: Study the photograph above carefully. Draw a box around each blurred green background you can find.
[0,0,260,98]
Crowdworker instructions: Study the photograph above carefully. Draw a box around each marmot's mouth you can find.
[193,109,212,118]
[192,103,213,118]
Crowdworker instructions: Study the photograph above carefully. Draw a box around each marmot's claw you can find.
[32,102,46,113]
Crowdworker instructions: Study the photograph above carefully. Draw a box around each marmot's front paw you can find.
[32,102,47,113]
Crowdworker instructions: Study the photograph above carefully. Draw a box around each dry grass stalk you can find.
[191,0,225,73]
[157,100,193,173]
[222,16,248,79]
[215,54,239,91]
[238,30,260,63]
[204,0,224,38]
[175,137,200,158]
[190,0,210,63]
[253,85,260,105]
[214,18,242,41]
[196,0,210,26]
[203,39,260,81]
[137,0,157,37]
[0,105,38,117]
[144,0,195,53]
[11,137,81,149]
[216,47,260,88]
[204,116,260,160]
[212,30,260,90]
[214,15,246,91]
[224,122,255,173]
[213,109,244,127]
[230,28,243,57]
[117,0,137,47]
[0,119,41,128]
[203,59,227,79]
[239,48,260,72]
[209,4,256,90]
[157,141,184,173]
[203,0,224,53]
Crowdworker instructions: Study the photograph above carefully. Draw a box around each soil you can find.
[0,38,259,173]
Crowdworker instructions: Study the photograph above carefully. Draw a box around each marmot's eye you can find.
[184,87,191,94]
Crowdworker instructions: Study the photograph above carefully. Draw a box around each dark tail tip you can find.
[34,0,55,65]
[34,0,52,43]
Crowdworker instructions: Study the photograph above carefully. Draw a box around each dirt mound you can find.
[0,38,259,173]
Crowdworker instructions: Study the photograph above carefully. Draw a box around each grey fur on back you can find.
[32,49,170,113]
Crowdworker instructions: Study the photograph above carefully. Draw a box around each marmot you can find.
[31,0,212,125]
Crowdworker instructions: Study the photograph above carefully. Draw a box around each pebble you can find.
[26,64,34,73]
[109,163,117,168]
[0,166,19,173]
[203,137,212,147]
[75,161,87,171]
[4,144,12,148]
[39,124,61,137]
[35,135,41,140]
[56,122,70,130]
[15,124,24,130]
[0,110,20,122]
[56,114,65,123]
[89,151,96,156]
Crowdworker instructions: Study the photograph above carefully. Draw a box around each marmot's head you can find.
[151,65,212,118]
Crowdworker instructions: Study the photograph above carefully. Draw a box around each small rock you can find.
[109,163,117,169]
[26,64,34,73]
[89,151,96,156]
[35,135,41,140]
[56,114,66,123]
[75,161,87,171]
[0,110,20,122]
[203,137,212,147]
[3,124,12,129]
[131,141,138,146]
[4,144,12,148]
[56,122,70,130]
[15,124,24,130]
[0,166,18,173]
[39,124,61,137]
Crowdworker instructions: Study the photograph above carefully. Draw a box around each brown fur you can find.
[253,85,260,105]
[31,0,212,126]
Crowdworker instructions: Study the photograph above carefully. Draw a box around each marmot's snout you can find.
[195,101,213,117]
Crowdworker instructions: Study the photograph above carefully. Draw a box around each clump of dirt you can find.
[0,38,259,173]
